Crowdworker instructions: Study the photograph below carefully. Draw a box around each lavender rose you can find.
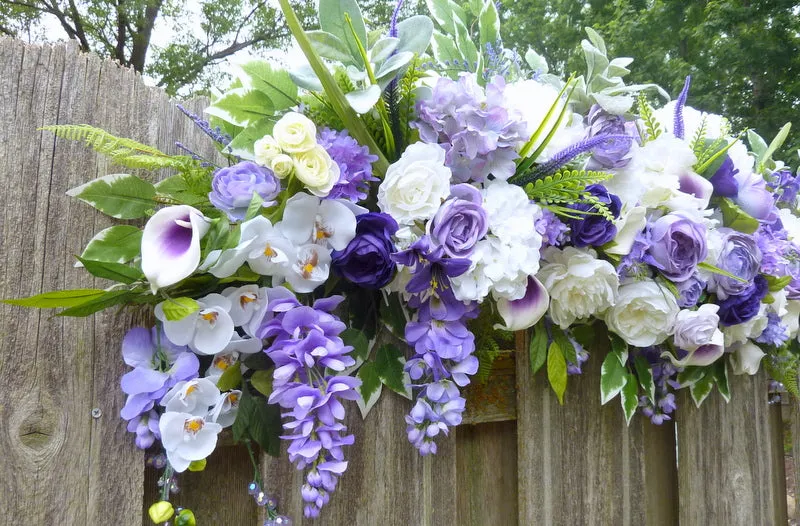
[676,273,706,308]
[567,184,621,247]
[209,161,280,221]
[710,229,762,299]
[646,212,707,283]
[429,184,488,258]
[332,213,399,289]
[717,275,769,326]
[585,105,636,169]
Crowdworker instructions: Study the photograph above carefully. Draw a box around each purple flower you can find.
[127,409,160,449]
[318,128,379,202]
[676,273,707,308]
[332,213,399,288]
[392,236,471,294]
[717,275,769,326]
[709,156,739,198]
[769,168,800,204]
[429,184,488,258]
[536,208,569,247]
[585,105,636,169]
[735,170,774,221]
[209,161,280,221]
[646,212,708,282]
[568,184,621,247]
[756,311,790,346]
[711,229,762,299]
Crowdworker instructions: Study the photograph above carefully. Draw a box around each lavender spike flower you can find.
[176,103,232,145]
[673,76,692,140]
[389,0,404,37]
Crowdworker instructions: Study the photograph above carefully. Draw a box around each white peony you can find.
[272,112,317,153]
[378,143,452,224]
[536,246,619,328]
[604,279,679,347]
[293,145,340,197]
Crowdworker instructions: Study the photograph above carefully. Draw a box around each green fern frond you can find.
[690,117,708,156]
[41,124,194,171]
[524,169,614,220]
[637,93,662,143]
[764,352,800,400]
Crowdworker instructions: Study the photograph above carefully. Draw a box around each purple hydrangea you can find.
[209,161,280,221]
[536,208,569,247]
[318,128,379,202]
[256,291,360,519]
[413,74,528,183]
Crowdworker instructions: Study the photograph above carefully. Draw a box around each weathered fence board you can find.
[676,370,788,525]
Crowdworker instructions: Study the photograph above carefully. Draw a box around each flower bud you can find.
[188,459,207,472]
[148,501,174,523]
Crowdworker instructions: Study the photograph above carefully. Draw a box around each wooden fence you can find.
[0,38,793,525]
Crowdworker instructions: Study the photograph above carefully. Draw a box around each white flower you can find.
[205,351,240,384]
[723,304,768,346]
[209,390,241,427]
[279,192,357,250]
[604,279,679,347]
[254,135,283,167]
[783,300,800,340]
[159,412,223,472]
[604,206,647,256]
[482,180,543,244]
[161,378,220,416]
[155,293,235,355]
[270,153,294,178]
[779,208,800,242]
[537,246,619,328]
[672,304,722,351]
[141,205,210,292]
[729,341,766,375]
[378,143,451,224]
[293,145,340,197]
[272,112,317,153]
[495,277,549,331]
[286,243,331,293]
[201,216,273,278]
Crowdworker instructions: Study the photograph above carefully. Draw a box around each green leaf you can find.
[547,340,568,404]
[319,0,367,65]
[66,173,156,219]
[478,0,500,51]
[395,16,433,56]
[759,122,791,173]
[225,117,276,157]
[381,291,408,338]
[239,61,299,111]
[306,30,355,63]
[677,366,706,388]
[4,288,107,308]
[720,198,759,234]
[233,384,281,457]
[525,49,549,74]
[56,290,132,317]
[161,297,200,321]
[75,257,143,284]
[634,355,656,402]
[551,326,578,366]
[431,31,463,66]
[690,371,715,407]
[356,361,382,417]
[747,130,768,160]
[341,328,369,362]
[711,360,730,403]
[217,362,242,391]
[374,343,409,397]
[766,274,793,292]
[529,321,548,374]
[620,372,639,425]
[243,352,274,371]
[244,193,264,221]
[697,261,748,283]
[250,369,274,397]
[205,88,275,127]
[600,350,627,405]
[453,16,478,68]
[80,225,142,264]
[608,332,628,364]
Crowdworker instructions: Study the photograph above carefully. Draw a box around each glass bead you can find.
[247,481,260,496]
[169,479,180,494]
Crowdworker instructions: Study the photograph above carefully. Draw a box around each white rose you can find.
[729,341,766,375]
[273,112,317,153]
[293,145,340,197]
[377,143,451,224]
[605,279,679,347]
[254,135,282,166]
[537,246,619,328]
[269,153,294,179]
[672,304,721,351]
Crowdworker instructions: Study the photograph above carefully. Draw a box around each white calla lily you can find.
[159,411,223,472]
[141,205,209,292]
[495,277,549,331]
[729,341,766,375]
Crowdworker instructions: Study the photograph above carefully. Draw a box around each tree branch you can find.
[129,0,163,72]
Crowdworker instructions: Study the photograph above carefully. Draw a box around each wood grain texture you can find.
[676,370,787,526]
[462,350,516,424]
[515,330,678,525]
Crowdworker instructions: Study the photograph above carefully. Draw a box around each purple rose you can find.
[709,156,739,198]
[209,161,280,221]
[585,105,636,169]
[711,229,762,299]
[429,184,488,257]
[646,212,707,283]
[568,184,621,247]
[717,275,768,326]
[332,213,399,288]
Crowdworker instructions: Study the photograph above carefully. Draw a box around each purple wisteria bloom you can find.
[119,326,199,448]
[256,291,360,518]
[769,168,800,204]
[635,347,680,425]
[413,74,528,183]
[209,161,281,221]
[318,128,379,202]
[391,236,471,294]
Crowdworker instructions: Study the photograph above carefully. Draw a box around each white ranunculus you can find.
[377,143,452,224]
[723,304,769,346]
[269,153,294,179]
[159,412,223,472]
[293,145,340,197]
[141,205,210,292]
[729,341,766,375]
[254,135,283,167]
[672,304,721,351]
[604,279,679,347]
[537,246,619,328]
[272,112,317,153]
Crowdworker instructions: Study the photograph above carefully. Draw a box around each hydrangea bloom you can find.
[317,128,378,202]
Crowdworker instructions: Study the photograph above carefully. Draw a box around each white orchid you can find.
[279,192,358,250]
[209,390,241,427]
[205,351,240,384]
[155,293,235,355]
[161,378,220,416]
[159,411,223,472]
[141,205,209,292]
[286,244,332,293]
[222,285,267,326]
[201,216,273,279]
